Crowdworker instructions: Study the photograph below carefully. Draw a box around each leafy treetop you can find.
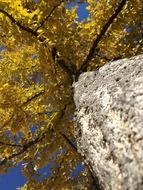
[0,0,142,189]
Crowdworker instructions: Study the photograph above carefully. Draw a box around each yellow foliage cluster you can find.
[0,0,142,189]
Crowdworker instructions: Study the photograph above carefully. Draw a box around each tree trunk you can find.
[73,55,143,190]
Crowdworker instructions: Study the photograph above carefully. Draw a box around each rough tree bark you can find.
[73,55,143,190]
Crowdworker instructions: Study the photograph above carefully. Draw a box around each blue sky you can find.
[0,3,88,190]
[67,2,89,22]
[0,164,26,190]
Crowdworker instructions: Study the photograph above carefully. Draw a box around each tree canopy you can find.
[0,0,142,189]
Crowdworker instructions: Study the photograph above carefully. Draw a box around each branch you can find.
[34,0,64,32]
[77,0,127,74]
[0,124,55,167]
[0,90,44,130]
[60,133,103,190]
[60,133,77,151]
[0,104,67,167]
[22,90,45,106]
[0,141,22,148]
[0,8,76,77]
[0,134,43,166]
[0,8,39,38]
[51,47,76,81]
[0,8,46,44]
[0,113,14,130]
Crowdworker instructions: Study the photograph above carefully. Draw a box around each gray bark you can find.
[73,55,143,190]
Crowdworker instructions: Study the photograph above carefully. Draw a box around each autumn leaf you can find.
[0,0,142,189]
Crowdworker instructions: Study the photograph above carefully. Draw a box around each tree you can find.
[0,0,142,189]
[74,55,143,190]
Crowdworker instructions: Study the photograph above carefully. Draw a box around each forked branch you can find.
[0,7,75,77]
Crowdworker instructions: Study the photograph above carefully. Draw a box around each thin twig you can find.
[0,141,22,147]
[0,90,44,130]
[0,105,66,166]
[34,0,64,32]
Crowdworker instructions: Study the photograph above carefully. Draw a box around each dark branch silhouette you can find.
[0,141,22,148]
[0,113,14,130]
[0,133,43,167]
[0,9,39,38]
[0,104,73,167]
[60,133,77,151]
[51,47,76,81]
[0,121,55,167]
[22,90,45,106]
[0,8,75,78]
[34,0,64,32]
[77,0,127,75]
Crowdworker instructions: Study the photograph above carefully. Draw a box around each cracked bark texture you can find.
[73,55,143,190]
